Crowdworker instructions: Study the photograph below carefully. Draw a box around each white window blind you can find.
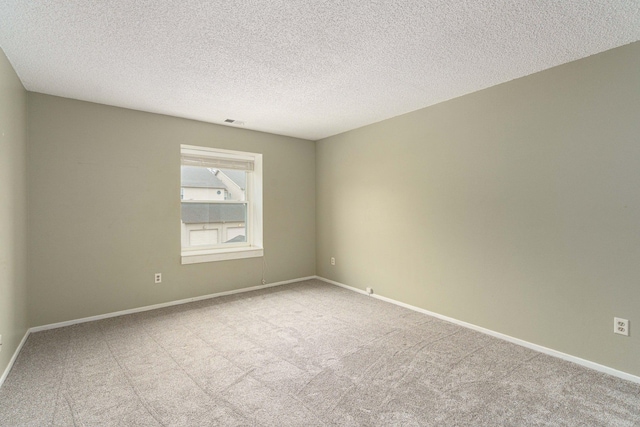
[181,155,254,171]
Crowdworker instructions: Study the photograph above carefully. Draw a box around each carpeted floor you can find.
[1,279,639,426]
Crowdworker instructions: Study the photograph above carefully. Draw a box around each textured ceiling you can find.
[1,1,639,140]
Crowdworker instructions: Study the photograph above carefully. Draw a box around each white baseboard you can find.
[0,276,315,390]
[315,276,640,385]
[30,276,316,333]
[0,276,317,387]
[318,276,370,295]
[5,275,637,389]
[0,329,30,388]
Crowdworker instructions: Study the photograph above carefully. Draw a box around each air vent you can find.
[224,119,235,123]
[224,119,245,126]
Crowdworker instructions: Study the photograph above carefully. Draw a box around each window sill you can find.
[181,247,264,264]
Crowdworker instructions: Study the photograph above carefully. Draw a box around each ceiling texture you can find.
[1,1,639,140]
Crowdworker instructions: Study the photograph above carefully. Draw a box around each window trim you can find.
[180,145,263,264]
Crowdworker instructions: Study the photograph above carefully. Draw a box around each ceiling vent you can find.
[224,119,245,126]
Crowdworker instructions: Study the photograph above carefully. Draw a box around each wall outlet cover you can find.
[614,317,629,336]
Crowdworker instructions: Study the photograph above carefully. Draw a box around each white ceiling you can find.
[1,1,639,141]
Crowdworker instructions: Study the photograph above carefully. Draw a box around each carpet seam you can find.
[49,332,73,426]
[143,322,255,426]
[99,326,167,426]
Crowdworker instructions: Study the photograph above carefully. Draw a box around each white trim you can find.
[0,274,305,390]
[6,275,637,389]
[0,330,30,389]
[181,200,248,204]
[181,144,258,162]
[317,276,370,295]
[314,276,640,385]
[2,276,314,390]
[181,247,263,264]
[29,276,315,333]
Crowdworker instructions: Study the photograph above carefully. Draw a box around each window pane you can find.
[225,226,246,243]
[181,203,247,247]
[189,229,218,246]
[181,203,246,224]
[181,166,246,201]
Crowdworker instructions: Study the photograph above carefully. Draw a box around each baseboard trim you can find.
[318,276,370,295]
[1,276,316,390]
[7,275,638,388]
[315,276,640,385]
[30,276,316,333]
[0,329,30,389]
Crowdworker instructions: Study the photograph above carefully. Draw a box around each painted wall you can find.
[28,94,316,326]
[316,42,640,376]
[0,49,28,377]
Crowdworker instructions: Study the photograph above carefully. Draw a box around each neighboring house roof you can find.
[181,203,245,224]
[181,166,226,189]
[181,166,246,190]
[221,170,246,189]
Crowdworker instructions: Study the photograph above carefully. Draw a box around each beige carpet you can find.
[1,279,639,426]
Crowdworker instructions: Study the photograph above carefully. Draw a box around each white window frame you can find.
[180,144,263,264]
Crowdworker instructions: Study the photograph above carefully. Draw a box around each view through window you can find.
[181,166,248,247]
[180,145,263,263]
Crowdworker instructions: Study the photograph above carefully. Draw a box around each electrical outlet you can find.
[366,287,373,295]
[154,273,162,284]
[0,334,2,353]
[330,257,335,266]
[614,317,629,336]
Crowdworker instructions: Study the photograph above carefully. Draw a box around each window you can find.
[180,145,263,264]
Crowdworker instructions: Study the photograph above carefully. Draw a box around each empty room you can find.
[1,1,639,425]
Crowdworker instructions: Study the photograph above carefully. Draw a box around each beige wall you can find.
[27,94,316,326]
[316,42,640,376]
[0,49,28,377]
